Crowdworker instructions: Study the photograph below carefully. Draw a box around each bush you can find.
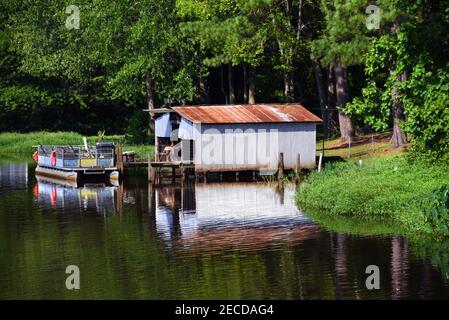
[403,64,449,162]
[425,185,449,236]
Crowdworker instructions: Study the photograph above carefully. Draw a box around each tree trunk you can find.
[334,64,354,140]
[145,72,156,133]
[197,76,209,104]
[228,63,235,104]
[284,66,295,102]
[313,60,328,136]
[248,69,256,104]
[389,22,408,148]
[243,65,248,103]
[271,7,295,103]
[221,65,228,105]
[390,71,408,148]
[327,65,339,138]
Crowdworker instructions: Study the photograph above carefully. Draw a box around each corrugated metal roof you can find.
[172,104,322,124]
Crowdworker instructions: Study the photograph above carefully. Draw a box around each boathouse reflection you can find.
[152,182,320,248]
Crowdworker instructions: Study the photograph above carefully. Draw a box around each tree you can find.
[311,0,369,140]
[345,0,449,149]
[9,0,200,133]
[177,0,270,104]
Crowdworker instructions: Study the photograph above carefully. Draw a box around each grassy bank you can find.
[0,131,154,159]
[317,132,406,160]
[297,156,449,235]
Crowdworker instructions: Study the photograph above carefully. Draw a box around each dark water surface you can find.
[1,162,449,299]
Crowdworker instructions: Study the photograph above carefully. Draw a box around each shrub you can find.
[425,185,449,236]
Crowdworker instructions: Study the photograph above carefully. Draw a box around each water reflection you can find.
[0,163,28,191]
[1,162,449,299]
[34,175,119,215]
[153,183,319,250]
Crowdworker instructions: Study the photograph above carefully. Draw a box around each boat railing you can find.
[36,145,116,169]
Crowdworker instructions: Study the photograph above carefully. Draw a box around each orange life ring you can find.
[33,151,38,163]
[51,150,57,166]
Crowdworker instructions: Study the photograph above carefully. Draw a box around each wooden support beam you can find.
[318,152,323,172]
[181,163,186,181]
[294,153,301,184]
[277,152,284,181]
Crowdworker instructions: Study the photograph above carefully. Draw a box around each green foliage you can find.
[297,156,449,235]
[344,0,449,162]
[311,0,370,67]
[124,111,150,145]
[177,0,268,68]
[425,185,449,236]
[402,64,449,161]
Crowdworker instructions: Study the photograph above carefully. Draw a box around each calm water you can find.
[1,161,449,299]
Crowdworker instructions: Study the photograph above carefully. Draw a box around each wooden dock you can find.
[124,160,194,168]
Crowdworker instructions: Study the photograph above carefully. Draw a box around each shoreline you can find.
[296,155,449,237]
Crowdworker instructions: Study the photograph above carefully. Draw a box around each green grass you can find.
[123,145,155,160]
[0,131,154,159]
[297,156,449,236]
[316,132,405,161]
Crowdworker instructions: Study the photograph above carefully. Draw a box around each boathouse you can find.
[152,104,321,173]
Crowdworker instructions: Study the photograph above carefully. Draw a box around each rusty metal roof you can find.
[172,104,322,124]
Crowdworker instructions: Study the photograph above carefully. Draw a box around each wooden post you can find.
[155,137,159,161]
[181,163,185,182]
[156,168,160,185]
[148,162,156,184]
[277,152,284,181]
[294,153,301,183]
[318,152,323,172]
[116,144,124,174]
[147,155,150,181]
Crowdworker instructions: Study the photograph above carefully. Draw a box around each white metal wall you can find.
[192,122,316,172]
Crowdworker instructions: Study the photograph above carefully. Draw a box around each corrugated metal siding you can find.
[193,122,316,172]
[173,104,321,124]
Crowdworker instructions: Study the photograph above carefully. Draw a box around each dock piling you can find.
[294,153,301,184]
[318,152,323,172]
[277,152,284,181]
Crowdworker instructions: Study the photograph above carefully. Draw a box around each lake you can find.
[1,161,449,299]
